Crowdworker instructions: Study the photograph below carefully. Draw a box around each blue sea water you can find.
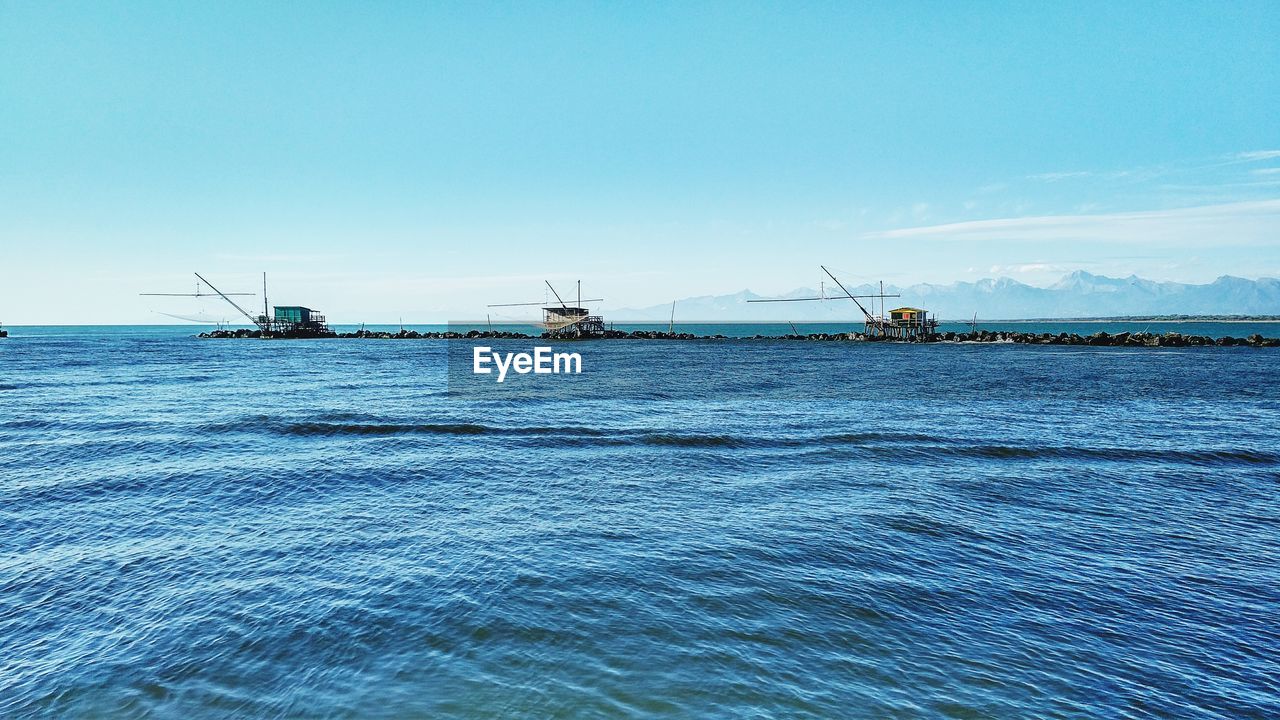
[2,327,1278,718]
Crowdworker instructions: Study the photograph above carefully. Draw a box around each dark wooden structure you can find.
[263,305,332,337]
[489,280,606,339]
[750,266,939,339]
[883,307,938,339]
[543,305,605,339]
[146,272,336,338]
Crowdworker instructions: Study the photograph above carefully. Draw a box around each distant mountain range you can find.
[611,272,1280,321]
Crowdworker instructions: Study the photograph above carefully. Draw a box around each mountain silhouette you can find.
[611,272,1280,321]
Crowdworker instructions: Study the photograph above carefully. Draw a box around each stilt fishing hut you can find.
[884,307,938,339]
[749,265,937,339]
[249,273,333,337]
[143,273,333,337]
[267,305,331,336]
[489,280,606,339]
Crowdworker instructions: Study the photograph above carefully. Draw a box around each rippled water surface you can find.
[2,328,1278,718]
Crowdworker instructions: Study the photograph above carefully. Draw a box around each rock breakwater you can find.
[197,328,1280,346]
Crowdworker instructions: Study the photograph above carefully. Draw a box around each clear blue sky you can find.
[2,1,1277,323]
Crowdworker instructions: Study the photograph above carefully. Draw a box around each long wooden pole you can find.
[820,266,874,322]
[195,272,262,330]
[545,281,568,309]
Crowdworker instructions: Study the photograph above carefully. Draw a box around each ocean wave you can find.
[634,431,939,448]
[199,417,611,438]
[238,421,943,448]
[0,418,153,432]
[877,512,998,543]
[944,445,1280,466]
[181,417,1280,467]
[637,433,749,448]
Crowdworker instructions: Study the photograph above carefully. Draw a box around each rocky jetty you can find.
[198,328,1280,347]
[199,328,540,340]
[938,330,1279,347]
[199,328,338,339]
[200,328,264,339]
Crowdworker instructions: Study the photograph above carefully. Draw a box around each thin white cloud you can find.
[214,253,349,263]
[1237,150,1280,161]
[865,199,1280,246]
[1029,151,1280,187]
[1029,171,1092,182]
[988,263,1067,274]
